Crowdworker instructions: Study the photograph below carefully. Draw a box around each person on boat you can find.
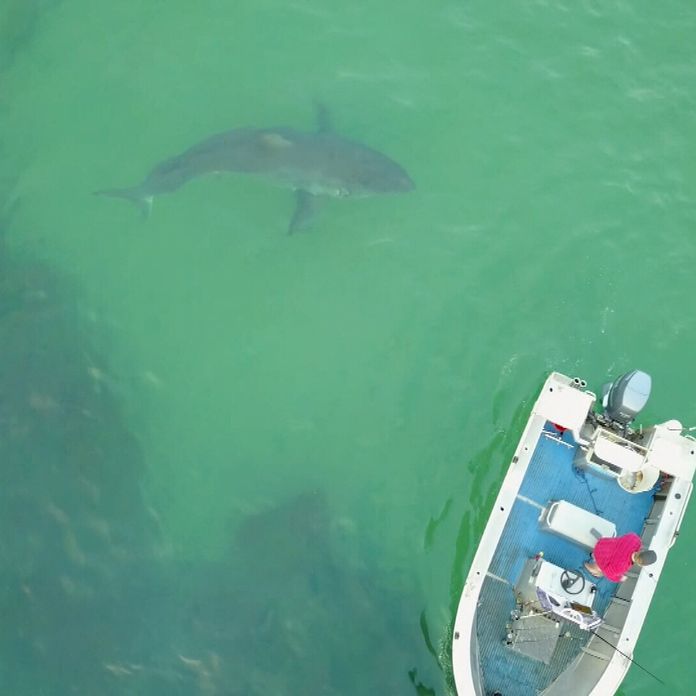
[584,532,657,582]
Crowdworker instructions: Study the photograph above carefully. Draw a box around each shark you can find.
[95,106,414,233]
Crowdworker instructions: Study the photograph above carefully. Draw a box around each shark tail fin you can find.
[94,188,153,219]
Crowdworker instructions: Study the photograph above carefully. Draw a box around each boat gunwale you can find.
[452,371,695,696]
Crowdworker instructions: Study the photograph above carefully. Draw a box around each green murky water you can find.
[2,1,695,693]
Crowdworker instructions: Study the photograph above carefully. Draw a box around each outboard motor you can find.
[601,370,651,431]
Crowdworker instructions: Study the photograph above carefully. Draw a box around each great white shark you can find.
[95,106,414,233]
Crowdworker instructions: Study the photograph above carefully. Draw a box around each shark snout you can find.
[397,172,415,192]
[382,170,415,194]
[362,165,415,195]
[382,161,415,193]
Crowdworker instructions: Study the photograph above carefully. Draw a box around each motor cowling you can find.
[601,370,651,427]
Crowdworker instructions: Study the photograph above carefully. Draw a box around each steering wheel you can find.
[560,569,586,595]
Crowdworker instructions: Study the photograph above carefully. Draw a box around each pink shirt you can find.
[594,532,642,582]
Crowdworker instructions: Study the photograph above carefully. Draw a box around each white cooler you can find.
[540,500,616,549]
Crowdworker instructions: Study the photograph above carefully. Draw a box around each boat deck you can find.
[476,424,655,695]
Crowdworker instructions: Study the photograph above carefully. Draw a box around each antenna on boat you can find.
[589,629,666,686]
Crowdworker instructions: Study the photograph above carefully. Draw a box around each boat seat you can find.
[540,500,616,549]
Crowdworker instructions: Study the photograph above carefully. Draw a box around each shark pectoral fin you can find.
[314,101,333,133]
[140,196,154,219]
[288,190,319,235]
[0,194,21,241]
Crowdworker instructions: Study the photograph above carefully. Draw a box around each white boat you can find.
[451,371,695,696]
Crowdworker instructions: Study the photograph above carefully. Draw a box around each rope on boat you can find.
[589,629,666,686]
[572,466,602,516]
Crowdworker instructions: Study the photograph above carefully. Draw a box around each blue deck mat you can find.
[476,425,655,696]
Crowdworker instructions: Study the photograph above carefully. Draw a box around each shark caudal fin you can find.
[94,188,153,219]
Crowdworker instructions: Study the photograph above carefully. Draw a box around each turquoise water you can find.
[1,0,695,693]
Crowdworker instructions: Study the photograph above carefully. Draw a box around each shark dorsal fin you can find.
[314,102,333,134]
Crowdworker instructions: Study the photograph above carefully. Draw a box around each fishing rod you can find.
[589,629,666,687]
